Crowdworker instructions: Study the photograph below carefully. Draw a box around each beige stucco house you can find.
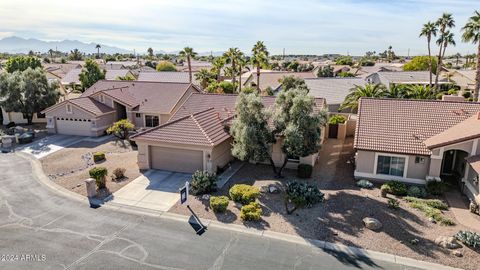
[42,80,200,136]
[354,97,480,203]
[131,93,326,174]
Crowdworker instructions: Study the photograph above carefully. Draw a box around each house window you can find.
[135,113,141,118]
[145,115,159,127]
[415,156,425,164]
[36,112,45,119]
[66,104,72,114]
[376,155,405,177]
[287,153,300,163]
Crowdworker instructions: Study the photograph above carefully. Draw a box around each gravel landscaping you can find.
[169,137,480,270]
[40,137,140,199]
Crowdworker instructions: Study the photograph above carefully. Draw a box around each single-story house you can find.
[61,68,135,88]
[41,80,200,136]
[365,71,450,88]
[131,93,326,174]
[137,71,199,85]
[354,97,480,203]
[445,69,476,92]
[243,71,317,92]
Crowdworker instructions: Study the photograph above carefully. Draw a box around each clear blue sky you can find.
[0,0,478,55]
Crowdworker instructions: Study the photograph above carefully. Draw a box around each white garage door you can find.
[150,146,203,173]
[56,118,92,136]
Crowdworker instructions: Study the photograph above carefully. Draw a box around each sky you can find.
[0,0,478,56]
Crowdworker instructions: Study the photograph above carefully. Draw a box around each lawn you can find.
[40,137,140,199]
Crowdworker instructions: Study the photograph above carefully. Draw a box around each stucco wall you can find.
[211,138,233,171]
[93,113,115,135]
[1,108,46,125]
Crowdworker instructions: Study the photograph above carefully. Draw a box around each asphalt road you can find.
[0,153,417,270]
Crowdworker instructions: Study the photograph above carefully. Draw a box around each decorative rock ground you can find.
[268,185,280,194]
[434,236,462,249]
[362,217,382,231]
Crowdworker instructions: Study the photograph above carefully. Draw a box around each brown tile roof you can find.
[131,108,231,146]
[82,80,200,113]
[466,155,480,174]
[246,72,317,90]
[354,98,480,156]
[137,72,199,85]
[424,112,480,149]
[96,88,139,108]
[42,97,114,116]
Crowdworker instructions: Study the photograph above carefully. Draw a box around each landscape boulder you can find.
[435,236,462,249]
[363,217,382,231]
[268,185,280,194]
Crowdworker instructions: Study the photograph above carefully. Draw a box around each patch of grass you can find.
[404,196,454,226]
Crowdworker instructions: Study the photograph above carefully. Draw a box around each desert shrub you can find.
[229,184,260,204]
[210,196,229,213]
[93,152,106,163]
[190,170,217,195]
[405,196,453,225]
[381,180,407,196]
[112,167,126,180]
[285,181,324,214]
[89,167,108,189]
[106,119,135,140]
[388,198,400,209]
[407,186,428,198]
[455,231,480,249]
[426,181,448,195]
[356,179,373,189]
[463,91,472,99]
[240,202,262,221]
[297,164,313,178]
[329,115,347,125]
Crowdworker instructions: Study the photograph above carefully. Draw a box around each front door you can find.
[442,150,455,175]
[328,124,338,139]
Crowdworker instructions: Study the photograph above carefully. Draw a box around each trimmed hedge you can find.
[210,196,229,213]
[93,152,106,163]
[381,180,407,196]
[329,115,347,125]
[240,202,262,221]
[297,164,313,178]
[229,184,260,204]
[89,167,108,189]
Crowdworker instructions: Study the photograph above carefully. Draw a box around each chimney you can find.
[441,95,464,102]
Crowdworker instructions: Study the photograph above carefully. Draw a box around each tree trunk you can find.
[427,39,432,87]
[26,113,33,125]
[475,43,480,102]
[434,37,444,90]
[238,66,242,93]
[188,56,192,84]
[231,60,236,90]
[276,157,289,178]
[268,157,278,175]
[256,65,261,93]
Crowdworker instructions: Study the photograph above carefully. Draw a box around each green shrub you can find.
[229,184,260,204]
[381,181,408,196]
[388,198,400,209]
[426,181,448,195]
[190,170,217,195]
[405,196,454,225]
[210,196,229,213]
[407,186,428,198]
[455,231,480,249]
[93,152,106,163]
[285,181,324,214]
[297,164,313,178]
[89,167,108,189]
[356,179,374,189]
[463,91,472,99]
[240,202,262,221]
[112,167,126,180]
[329,115,347,125]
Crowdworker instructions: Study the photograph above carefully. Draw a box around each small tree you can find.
[106,119,135,140]
[4,56,42,73]
[279,76,308,92]
[403,56,438,73]
[0,68,60,124]
[230,92,276,174]
[317,65,334,77]
[79,59,105,90]
[156,61,177,72]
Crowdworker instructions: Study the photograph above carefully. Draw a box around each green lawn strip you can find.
[404,196,455,226]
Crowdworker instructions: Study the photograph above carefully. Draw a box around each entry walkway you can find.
[444,190,480,232]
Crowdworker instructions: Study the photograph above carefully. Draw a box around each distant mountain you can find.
[0,36,132,54]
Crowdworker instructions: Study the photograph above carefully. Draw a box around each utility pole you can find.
[407,48,410,58]
[283,48,285,59]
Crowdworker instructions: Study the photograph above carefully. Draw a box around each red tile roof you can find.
[424,112,480,149]
[131,108,231,146]
[354,98,480,156]
[466,155,480,174]
[42,97,114,116]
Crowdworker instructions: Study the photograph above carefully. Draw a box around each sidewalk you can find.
[445,190,480,232]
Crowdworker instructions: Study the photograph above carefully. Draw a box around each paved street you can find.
[0,153,418,270]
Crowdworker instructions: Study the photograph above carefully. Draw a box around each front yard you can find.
[169,137,480,270]
[40,137,140,199]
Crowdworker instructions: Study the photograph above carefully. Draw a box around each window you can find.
[99,95,104,103]
[287,153,300,163]
[135,113,141,118]
[376,155,405,177]
[36,112,45,119]
[145,115,159,127]
[66,104,72,114]
[415,156,425,164]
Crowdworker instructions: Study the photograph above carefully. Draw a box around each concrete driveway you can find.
[110,170,191,211]
[17,134,85,159]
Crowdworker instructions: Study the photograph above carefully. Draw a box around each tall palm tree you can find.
[95,44,101,59]
[406,85,435,100]
[462,10,480,101]
[48,49,55,63]
[211,57,226,82]
[434,13,455,89]
[439,31,456,60]
[224,48,242,90]
[419,22,437,86]
[237,56,248,93]
[385,84,407,98]
[194,68,214,89]
[251,41,270,93]
[455,52,462,66]
[179,47,197,83]
[340,83,386,111]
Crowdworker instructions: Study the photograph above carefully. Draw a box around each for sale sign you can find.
[180,181,189,205]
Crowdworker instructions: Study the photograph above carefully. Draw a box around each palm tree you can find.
[194,68,214,89]
[455,52,462,66]
[419,22,437,86]
[69,49,83,60]
[224,48,243,91]
[385,84,407,98]
[179,47,197,83]
[211,57,226,82]
[251,41,270,93]
[439,31,456,60]
[434,13,455,89]
[237,56,248,93]
[462,10,480,101]
[95,44,101,59]
[406,85,435,100]
[340,83,386,111]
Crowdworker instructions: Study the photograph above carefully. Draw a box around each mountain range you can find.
[0,36,132,54]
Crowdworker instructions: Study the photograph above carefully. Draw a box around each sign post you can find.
[180,181,189,205]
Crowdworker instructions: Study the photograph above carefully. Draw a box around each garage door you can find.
[56,118,92,136]
[150,146,203,173]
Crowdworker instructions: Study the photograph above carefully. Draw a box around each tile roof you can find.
[104,69,131,80]
[246,71,317,90]
[43,97,114,116]
[466,155,480,174]
[354,98,480,156]
[424,112,480,149]
[82,80,198,114]
[96,88,139,108]
[131,108,231,146]
[305,78,365,105]
[61,69,131,84]
[137,72,199,84]
[369,71,448,85]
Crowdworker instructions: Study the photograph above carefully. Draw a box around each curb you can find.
[16,152,463,270]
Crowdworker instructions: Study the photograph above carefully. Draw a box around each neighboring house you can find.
[44,63,82,79]
[137,71,199,85]
[354,97,480,202]
[1,109,47,125]
[365,71,449,88]
[131,93,326,174]
[100,63,126,70]
[243,71,317,92]
[61,68,135,88]
[357,63,404,78]
[445,70,476,92]
[304,77,365,112]
[41,80,201,136]
[178,61,212,72]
